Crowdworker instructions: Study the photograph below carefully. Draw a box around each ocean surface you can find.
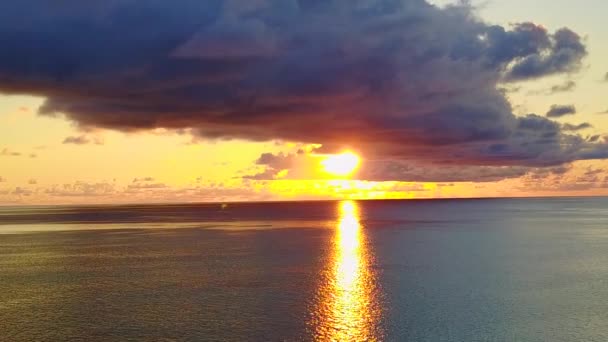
[1,197,607,341]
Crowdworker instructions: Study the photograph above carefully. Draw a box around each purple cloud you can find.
[0,0,604,182]
[562,122,592,131]
[546,105,576,118]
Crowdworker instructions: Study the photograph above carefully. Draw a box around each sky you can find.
[1,0,608,204]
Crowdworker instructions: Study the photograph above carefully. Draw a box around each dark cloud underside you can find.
[0,0,605,182]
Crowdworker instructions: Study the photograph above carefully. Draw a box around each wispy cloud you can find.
[62,135,104,145]
[1,148,21,157]
[549,80,576,93]
[562,122,592,131]
[12,187,33,196]
[546,104,577,118]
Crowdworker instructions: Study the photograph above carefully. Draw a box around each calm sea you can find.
[1,198,607,341]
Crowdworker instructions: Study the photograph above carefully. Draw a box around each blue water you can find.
[1,197,607,341]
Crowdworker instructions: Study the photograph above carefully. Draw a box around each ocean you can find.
[1,197,607,341]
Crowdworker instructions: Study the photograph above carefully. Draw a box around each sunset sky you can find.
[1,0,608,204]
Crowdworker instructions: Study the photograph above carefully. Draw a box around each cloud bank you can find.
[0,0,605,182]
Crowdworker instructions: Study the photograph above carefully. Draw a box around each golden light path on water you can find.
[311,200,382,341]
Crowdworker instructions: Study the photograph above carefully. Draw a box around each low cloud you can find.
[244,149,582,183]
[1,148,21,157]
[546,105,576,118]
[527,80,576,95]
[133,177,155,183]
[562,122,592,131]
[12,187,33,196]
[517,164,608,192]
[39,180,271,203]
[45,181,116,197]
[550,80,576,93]
[127,183,168,190]
[127,177,168,191]
[62,135,104,145]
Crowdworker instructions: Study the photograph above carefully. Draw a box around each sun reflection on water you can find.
[311,200,382,341]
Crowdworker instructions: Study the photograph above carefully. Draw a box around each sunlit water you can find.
[311,201,381,340]
[1,198,608,341]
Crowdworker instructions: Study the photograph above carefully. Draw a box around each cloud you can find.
[526,80,576,95]
[517,163,608,192]
[45,181,116,197]
[562,122,592,131]
[127,177,168,191]
[127,183,168,190]
[1,148,21,157]
[550,80,576,93]
[133,177,155,183]
[12,187,33,196]
[501,27,586,81]
[62,135,104,145]
[244,148,582,183]
[0,0,603,182]
[546,104,576,118]
[39,180,271,204]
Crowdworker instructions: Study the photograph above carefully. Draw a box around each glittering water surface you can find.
[1,198,608,341]
[311,201,382,340]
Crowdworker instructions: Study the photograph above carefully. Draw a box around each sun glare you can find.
[321,152,360,177]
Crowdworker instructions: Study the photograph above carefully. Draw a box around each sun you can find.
[321,152,361,176]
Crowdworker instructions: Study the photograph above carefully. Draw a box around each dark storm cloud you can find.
[546,105,576,118]
[502,28,586,81]
[0,0,604,182]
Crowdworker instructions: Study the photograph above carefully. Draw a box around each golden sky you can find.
[1,0,608,204]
